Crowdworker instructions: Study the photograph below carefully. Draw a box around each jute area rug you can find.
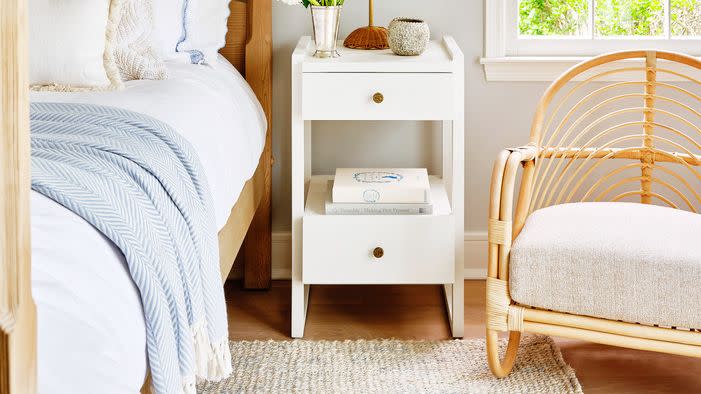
[198,335,582,393]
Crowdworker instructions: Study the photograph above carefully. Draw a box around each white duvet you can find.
[30,57,266,394]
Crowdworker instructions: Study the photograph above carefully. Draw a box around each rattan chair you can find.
[486,50,701,377]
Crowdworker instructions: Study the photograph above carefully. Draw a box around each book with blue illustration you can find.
[332,168,431,204]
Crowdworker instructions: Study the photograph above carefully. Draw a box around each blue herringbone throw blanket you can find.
[30,103,232,394]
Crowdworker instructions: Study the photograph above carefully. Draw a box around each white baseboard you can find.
[463,268,488,279]
[271,231,488,280]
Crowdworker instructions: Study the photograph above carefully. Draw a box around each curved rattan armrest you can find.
[505,144,538,163]
[487,144,536,280]
[485,145,537,377]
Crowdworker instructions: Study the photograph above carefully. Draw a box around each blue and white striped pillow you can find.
[176,0,232,65]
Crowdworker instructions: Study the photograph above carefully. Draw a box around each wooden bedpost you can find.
[1,0,37,392]
[243,0,273,289]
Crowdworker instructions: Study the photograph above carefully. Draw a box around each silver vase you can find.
[310,6,342,58]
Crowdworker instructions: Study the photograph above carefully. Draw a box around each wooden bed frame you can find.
[219,0,273,289]
[0,0,272,392]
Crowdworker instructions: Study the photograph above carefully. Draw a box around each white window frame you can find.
[482,0,701,81]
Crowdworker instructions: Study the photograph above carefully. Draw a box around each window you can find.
[483,0,701,81]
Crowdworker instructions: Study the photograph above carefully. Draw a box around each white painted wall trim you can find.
[271,231,292,279]
[481,56,701,82]
[271,230,488,280]
[481,57,588,82]
[484,0,506,59]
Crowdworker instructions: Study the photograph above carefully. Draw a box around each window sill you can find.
[481,57,588,82]
[481,56,701,82]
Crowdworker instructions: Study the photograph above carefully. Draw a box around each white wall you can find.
[270,1,550,272]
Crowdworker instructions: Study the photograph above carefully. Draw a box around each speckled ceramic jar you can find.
[388,18,430,56]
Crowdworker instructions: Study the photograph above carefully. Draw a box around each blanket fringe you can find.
[183,375,196,394]
[192,321,233,383]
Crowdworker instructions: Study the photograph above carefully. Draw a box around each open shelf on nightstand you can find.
[304,175,452,217]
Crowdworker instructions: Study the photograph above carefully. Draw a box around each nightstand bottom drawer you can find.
[302,215,455,284]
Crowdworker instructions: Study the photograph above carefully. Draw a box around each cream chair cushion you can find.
[510,202,701,329]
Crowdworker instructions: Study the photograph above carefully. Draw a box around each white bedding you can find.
[30,57,266,394]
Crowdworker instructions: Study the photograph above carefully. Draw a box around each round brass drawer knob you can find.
[373,247,384,259]
[373,92,384,104]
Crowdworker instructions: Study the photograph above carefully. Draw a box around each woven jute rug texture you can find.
[198,335,582,393]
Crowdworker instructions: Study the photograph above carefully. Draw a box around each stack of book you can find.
[325,168,433,215]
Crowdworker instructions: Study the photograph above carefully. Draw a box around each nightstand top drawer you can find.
[293,36,463,74]
[302,72,454,120]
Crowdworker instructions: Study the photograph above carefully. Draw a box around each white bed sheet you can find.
[30,57,266,394]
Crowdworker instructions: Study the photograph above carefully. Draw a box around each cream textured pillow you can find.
[30,0,123,91]
[113,0,167,81]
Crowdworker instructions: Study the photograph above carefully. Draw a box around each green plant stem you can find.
[305,0,344,6]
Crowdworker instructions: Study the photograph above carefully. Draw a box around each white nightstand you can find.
[291,36,464,338]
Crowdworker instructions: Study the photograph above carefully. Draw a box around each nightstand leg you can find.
[442,283,453,317]
[442,280,462,337]
[290,61,311,338]
[291,102,310,336]
[450,270,464,338]
[291,282,309,338]
[291,121,311,338]
[442,116,464,338]
[451,72,465,337]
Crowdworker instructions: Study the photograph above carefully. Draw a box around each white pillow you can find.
[176,0,231,64]
[114,0,168,81]
[30,0,123,91]
[152,0,185,60]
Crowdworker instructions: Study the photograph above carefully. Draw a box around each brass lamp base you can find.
[343,26,389,50]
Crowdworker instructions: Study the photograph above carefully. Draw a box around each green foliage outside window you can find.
[672,0,701,36]
[519,0,590,35]
[519,0,701,36]
[595,0,664,36]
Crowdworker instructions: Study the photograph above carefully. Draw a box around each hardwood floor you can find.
[225,280,701,393]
